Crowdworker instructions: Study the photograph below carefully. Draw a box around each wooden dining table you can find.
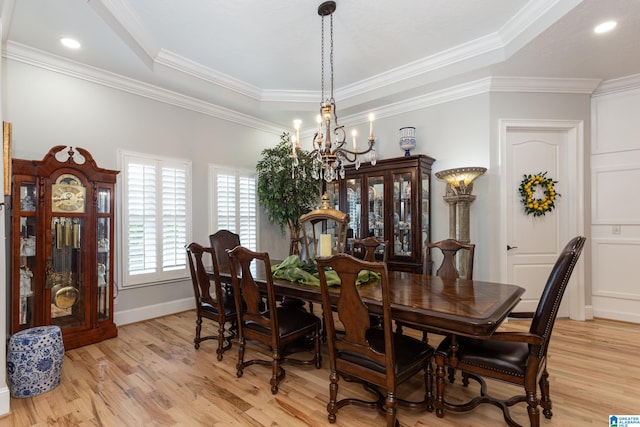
[217,263,525,338]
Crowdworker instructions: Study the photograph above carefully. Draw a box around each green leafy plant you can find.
[256,132,322,247]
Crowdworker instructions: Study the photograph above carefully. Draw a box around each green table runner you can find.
[271,255,380,287]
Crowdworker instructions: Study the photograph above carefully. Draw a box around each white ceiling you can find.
[2,0,639,129]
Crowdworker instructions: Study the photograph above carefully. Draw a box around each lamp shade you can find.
[435,167,486,188]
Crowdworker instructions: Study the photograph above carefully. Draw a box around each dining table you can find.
[215,261,525,338]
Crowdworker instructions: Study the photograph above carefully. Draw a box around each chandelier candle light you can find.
[290,1,377,182]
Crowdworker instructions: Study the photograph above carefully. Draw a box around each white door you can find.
[501,120,585,318]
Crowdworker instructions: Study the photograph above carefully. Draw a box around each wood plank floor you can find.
[3,311,639,426]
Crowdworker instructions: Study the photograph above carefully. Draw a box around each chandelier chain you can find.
[329,12,334,104]
[320,14,325,103]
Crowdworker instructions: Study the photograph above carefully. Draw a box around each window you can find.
[120,151,192,287]
[209,165,257,251]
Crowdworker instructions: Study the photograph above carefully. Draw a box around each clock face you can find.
[52,176,86,213]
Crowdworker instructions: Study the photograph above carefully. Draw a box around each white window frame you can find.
[118,150,192,288]
[208,164,258,251]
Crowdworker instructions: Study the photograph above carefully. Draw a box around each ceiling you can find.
[2,0,640,129]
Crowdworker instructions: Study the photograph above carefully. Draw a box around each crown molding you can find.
[592,73,640,97]
[490,76,602,94]
[155,49,262,101]
[3,41,281,134]
[7,39,631,136]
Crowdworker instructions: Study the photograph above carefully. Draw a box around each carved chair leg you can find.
[539,366,553,418]
[448,367,456,384]
[194,317,203,349]
[385,393,398,427]
[434,354,446,418]
[314,325,322,368]
[327,371,339,423]
[270,350,281,394]
[424,361,434,412]
[525,390,541,427]
[236,337,246,377]
[216,321,226,361]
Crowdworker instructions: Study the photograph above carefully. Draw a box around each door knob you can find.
[507,245,518,250]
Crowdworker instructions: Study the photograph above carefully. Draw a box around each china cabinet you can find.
[10,146,118,349]
[326,155,434,272]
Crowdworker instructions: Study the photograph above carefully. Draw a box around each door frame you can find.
[498,119,587,320]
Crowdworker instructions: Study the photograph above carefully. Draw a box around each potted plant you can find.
[256,132,322,254]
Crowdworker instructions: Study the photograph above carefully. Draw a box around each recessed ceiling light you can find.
[60,37,81,49]
[594,21,617,34]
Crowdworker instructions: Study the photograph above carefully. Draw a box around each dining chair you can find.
[317,253,434,426]
[185,242,237,360]
[424,238,475,280]
[298,194,350,314]
[226,246,322,394]
[434,236,586,427]
[397,238,476,343]
[350,236,388,328]
[209,229,241,276]
[299,193,349,261]
[350,236,389,262]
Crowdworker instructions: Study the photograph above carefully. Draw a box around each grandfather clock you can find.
[10,146,118,349]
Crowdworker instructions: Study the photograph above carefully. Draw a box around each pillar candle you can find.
[320,234,332,257]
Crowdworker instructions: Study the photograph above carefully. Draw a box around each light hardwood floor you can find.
[3,311,639,426]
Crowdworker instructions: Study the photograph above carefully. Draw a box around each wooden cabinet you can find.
[325,155,434,272]
[10,146,118,349]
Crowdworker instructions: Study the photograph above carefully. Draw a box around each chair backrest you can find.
[186,242,223,309]
[317,254,393,386]
[351,236,389,262]
[226,246,279,342]
[425,239,475,280]
[529,236,585,358]
[209,230,241,275]
[299,193,349,261]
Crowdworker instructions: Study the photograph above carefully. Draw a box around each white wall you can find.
[590,80,640,323]
[2,60,277,319]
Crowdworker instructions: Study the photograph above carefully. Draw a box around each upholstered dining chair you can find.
[317,253,434,426]
[185,242,237,360]
[434,236,586,427]
[226,246,322,394]
[350,236,389,262]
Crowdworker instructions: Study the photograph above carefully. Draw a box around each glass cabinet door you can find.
[366,175,385,240]
[48,216,86,329]
[18,182,38,330]
[344,177,361,249]
[392,171,413,257]
[420,170,430,255]
[97,187,112,321]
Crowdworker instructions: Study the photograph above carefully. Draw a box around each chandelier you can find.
[291,1,377,182]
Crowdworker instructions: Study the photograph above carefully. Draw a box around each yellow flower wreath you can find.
[518,172,560,217]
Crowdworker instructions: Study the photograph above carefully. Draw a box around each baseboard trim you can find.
[114,298,194,326]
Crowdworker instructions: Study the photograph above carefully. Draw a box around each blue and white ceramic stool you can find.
[7,326,65,398]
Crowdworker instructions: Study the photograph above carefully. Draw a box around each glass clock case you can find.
[10,146,119,350]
